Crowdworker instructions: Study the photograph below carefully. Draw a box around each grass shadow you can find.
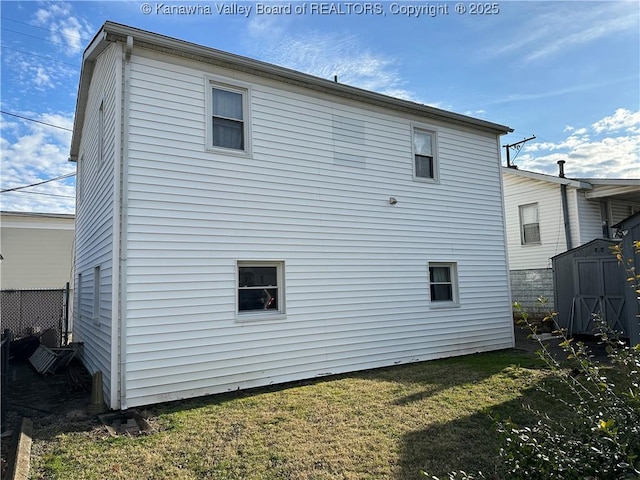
[398,380,563,479]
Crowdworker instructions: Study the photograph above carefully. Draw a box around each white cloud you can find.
[515,109,640,178]
[32,2,93,56]
[244,19,420,102]
[0,112,76,213]
[592,108,640,134]
[2,48,77,93]
[492,2,638,64]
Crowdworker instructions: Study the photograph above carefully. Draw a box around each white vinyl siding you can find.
[73,42,121,406]
[575,190,603,242]
[118,48,512,408]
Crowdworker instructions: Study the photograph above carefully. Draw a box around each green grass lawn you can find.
[30,349,554,480]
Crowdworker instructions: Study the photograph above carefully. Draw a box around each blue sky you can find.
[1,0,638,214]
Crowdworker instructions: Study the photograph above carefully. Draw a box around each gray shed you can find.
[552,225,639,346]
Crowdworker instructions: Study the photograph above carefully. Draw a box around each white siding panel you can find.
[73,43,120,406]
[575,190,603,242]
[610,200,636,225]
[120,49,512,408]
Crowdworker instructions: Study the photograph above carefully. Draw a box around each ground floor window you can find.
[237,261,285,317]
[429,262,459,306]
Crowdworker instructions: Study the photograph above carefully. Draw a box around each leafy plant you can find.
[503,305,639,479]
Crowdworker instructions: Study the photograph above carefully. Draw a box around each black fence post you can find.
[1,329,12,433]
[64,282,70,346]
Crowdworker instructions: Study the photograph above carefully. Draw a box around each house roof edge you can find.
[69,21,512,161]
[502,166,592,189]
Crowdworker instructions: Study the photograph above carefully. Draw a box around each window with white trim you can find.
[207,79,250,154]
[237,261,284,317]
[429,262,459,306]
[413,127,438,181]
[93,265,101,325]
[519,203,541,245]
[98,100,104,166]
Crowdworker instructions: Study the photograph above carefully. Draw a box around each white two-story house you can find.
[71,22,514,410]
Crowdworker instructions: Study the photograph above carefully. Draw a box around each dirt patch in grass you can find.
[24,349,556,480]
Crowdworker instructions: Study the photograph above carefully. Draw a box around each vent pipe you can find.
[557,160,566,178]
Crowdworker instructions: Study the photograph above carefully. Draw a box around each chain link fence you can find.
[0,287,69,347]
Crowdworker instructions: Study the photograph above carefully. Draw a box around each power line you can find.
[0,44,79,68]
[0,27,76,50]
[1,172,76,193]
[0,110,73,131]
[0,17,85,40]
[11,190,75,199]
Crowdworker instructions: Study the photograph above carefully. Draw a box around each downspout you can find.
[558,161,573,250]
[119,35,133,410]
[110,45,123,409]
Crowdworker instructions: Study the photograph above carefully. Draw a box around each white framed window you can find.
[98,100,104,167]
[76,154,84,203]
[93,265,101,325]
[428,262,459,307]
[206,77,251,155]
[412,126,438,182]
[237,261,285,319]
[519,203,541,245]
[77,272,83,321]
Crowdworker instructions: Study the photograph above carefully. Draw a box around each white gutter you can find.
[118,35,133,410]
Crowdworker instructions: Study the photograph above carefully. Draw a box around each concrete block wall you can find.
[509,268,555,319]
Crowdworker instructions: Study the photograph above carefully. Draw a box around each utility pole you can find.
[503,135,536,168]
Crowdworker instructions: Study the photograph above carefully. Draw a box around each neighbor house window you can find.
[413,127,438,181]
[207,79,250,154]
[429,262,459,306]
[237,261,284,318]
[519,203,540,244]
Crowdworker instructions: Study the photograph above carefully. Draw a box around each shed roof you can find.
[70,21,513,162]
[551,237,619,261]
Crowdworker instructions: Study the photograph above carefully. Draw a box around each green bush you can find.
[502,305,640,479]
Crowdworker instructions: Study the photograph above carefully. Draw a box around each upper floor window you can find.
[207,78,251,155]
[413,127,438,182]
[98,100,105,167]
[519,203,541,245]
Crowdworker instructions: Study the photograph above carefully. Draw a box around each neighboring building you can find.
[70,22,514,410]
[0,211,75,289]
[502,164,640,317]
[0,211,75,344]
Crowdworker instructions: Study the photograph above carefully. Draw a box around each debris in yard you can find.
[28,343,82,375]
[98,410,154,436]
